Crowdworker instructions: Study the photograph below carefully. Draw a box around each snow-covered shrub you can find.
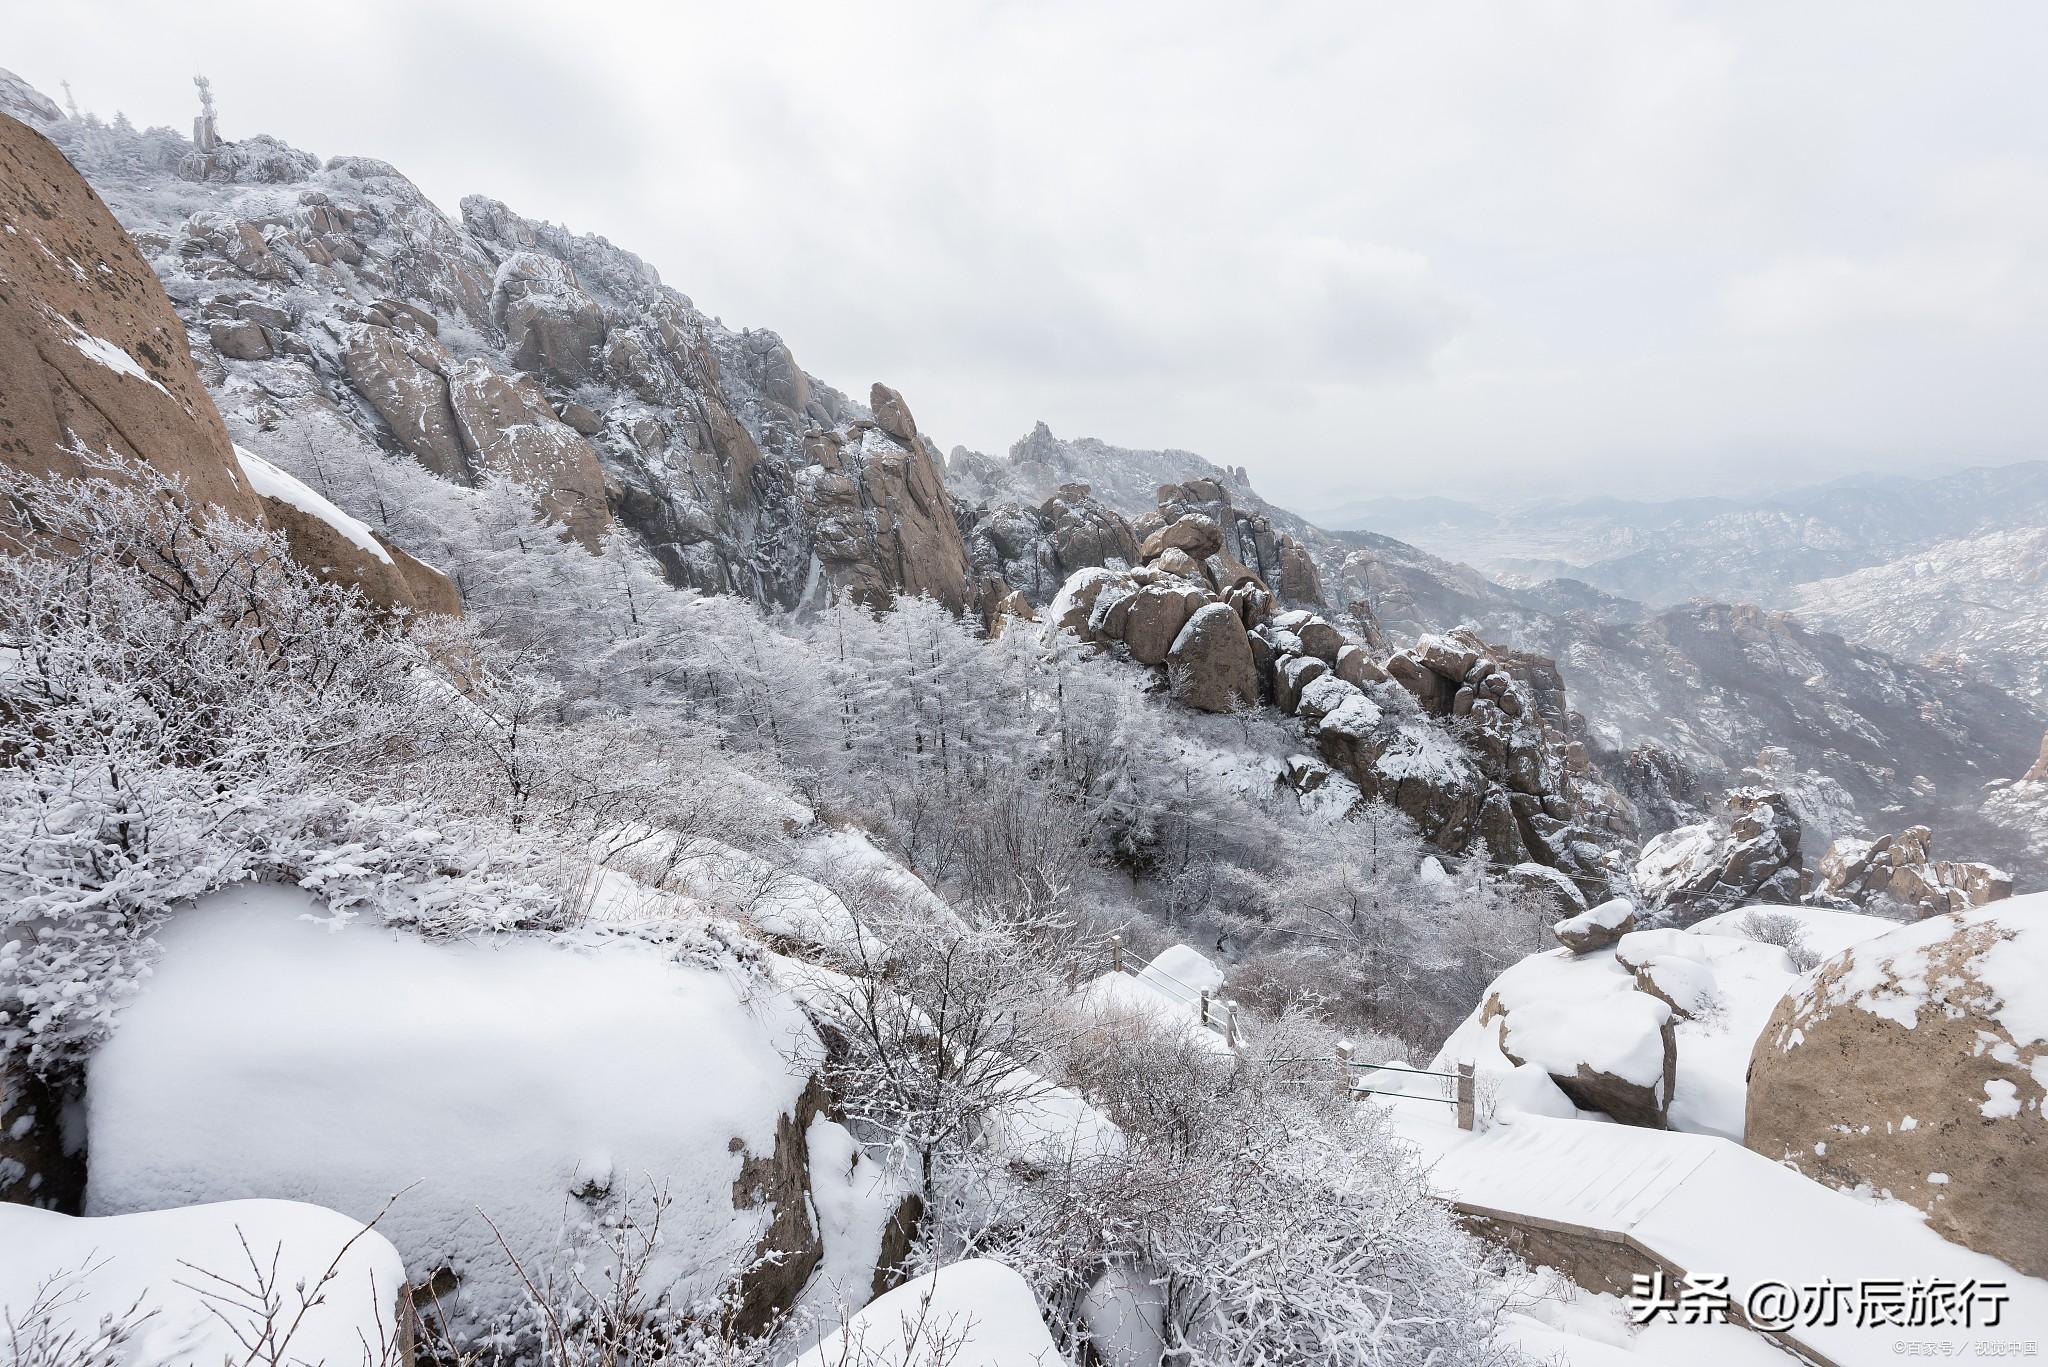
[949,1007,1505,1367]
[0,461,562,1071]
[1739,908,1822,972]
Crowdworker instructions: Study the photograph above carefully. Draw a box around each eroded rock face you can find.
[1168,603,1259,713]
[1634,787,1804,919]
[0,113,264,527]
[1812,827,2013,920]
[0,113,456,616]
[1745,898,2048,1276]
[869,382,917,444]
[445,360,611,548]
[798,426,975,612]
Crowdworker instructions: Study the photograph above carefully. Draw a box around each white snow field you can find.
[82,883,820,1338]
[790,1258,1065,1367]
[0,1198,406,1367]
[1384,1103,2048,1366]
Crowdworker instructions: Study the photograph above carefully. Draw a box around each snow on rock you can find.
[1441,905,1897,1138]
[84,883,825,1339]
[1472,950,1676,1127]
[790,1259,1066,1367]
[795,1115,917,1328]
[1810,824,2013,919]
[234,443,392,563]
[1746,893,2048,1276]
[1135,943,1225,1002]
[48,310,177,402]
[1633,787,1803,918]
[795,827,962,931]
[595,825,861,950]
[1554,896,1636,953]
[0,1199,405,1367]
[982,1067,1126,1174]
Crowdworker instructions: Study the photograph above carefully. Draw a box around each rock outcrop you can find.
[798,419,975,612]
[1554,897,1636,954]
[963,481,1140,611]
[0,112,265,527]
[1811,827,2013,920]
[1039,493,1624,890]
[0,112,457,615]
[1167,603,1259,713]
[1746,897,2048,1276]
[1633,788,1804,919]
[31,87,982,614]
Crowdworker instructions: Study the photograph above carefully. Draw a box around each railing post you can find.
[1110,934,1124,975]
[1224,999,1239,1049]
[1335,1040,1353,1100]
[1199,989,1211,1028]
[1456,1061,1476,1131]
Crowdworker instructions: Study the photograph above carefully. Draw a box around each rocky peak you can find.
[0,68,62,126]
[0,111,452,615]
[38,90,997,612]
[1633,786,1805,920]
[1812,826,2013,919]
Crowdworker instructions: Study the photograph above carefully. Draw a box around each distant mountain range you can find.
[1321,463,2048,611]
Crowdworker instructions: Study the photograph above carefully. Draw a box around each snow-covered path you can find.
[1389,1105,2048,1366]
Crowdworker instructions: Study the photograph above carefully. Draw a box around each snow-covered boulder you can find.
[84,884,830,1340]
[1633,787,1804,917]
[790,1259,1064,1367]
[1745,894,2048,1276]
[1553,896,1635,953]
[1441,906,1898,1137]
[0,1199,406,1367]
[1476,953,1676,1127]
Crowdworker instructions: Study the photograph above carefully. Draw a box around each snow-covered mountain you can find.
[1790,525,2048,709]
[7,62,2048,1367]
[1332,463,2048,610]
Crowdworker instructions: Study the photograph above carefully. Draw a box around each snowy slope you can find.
[1790,525,2048,708]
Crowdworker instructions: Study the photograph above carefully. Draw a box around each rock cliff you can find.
[0,111,454,616]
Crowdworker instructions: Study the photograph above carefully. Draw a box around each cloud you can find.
[9,0,2047,505]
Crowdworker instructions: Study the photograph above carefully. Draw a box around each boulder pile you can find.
[1811,826,2013,919]
[1043,532,1620,892]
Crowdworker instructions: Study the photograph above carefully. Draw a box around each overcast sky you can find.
[12,1,2047,508]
